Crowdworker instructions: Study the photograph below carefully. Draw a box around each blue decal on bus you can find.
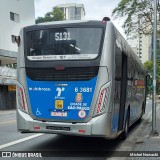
[112,113,119,133]
[27,77,97,120]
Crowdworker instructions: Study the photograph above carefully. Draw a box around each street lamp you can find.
[151,0,159,136]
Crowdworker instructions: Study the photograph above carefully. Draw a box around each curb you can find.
[107,105,159,160]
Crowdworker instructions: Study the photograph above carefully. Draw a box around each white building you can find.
[57,3,85,20]
[128,33,151,64]
[140,34,152,63]
[131,46,137,55]
[0,0,35,66]
[128,37,139,56]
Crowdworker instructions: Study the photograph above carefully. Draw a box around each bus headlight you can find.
[17,86,28,114]
[93,82,111,117]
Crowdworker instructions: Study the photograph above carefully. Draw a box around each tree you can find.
[36,7,64,24]
[112,0,160,37]
[144,60,160,94]
[144,60,153,73]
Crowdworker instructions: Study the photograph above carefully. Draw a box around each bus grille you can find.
[26,67,99,81]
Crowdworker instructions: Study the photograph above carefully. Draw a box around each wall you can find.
[0,0,35,110]
[0,0,35,53]
[0,85,16,110]
[141,34,150,63]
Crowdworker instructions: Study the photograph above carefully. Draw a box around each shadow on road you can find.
[23,134,124,157]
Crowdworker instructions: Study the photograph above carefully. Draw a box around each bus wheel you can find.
[121,111,129,140]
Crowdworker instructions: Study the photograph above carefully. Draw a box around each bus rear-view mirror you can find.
[15,36,21,47]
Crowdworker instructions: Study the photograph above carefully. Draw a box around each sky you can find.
[34,0,126,38]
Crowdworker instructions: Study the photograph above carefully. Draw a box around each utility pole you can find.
[151,0,158,135]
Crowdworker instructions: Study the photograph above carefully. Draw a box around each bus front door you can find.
[118,53,127,131]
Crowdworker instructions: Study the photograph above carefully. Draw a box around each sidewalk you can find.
[0,109,16,116]
[127,103,160,160]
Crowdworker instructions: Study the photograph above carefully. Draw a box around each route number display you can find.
[55,32,71,41]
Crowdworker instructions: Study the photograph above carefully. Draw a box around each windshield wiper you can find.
[70,44,81,54]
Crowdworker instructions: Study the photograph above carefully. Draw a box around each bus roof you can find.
[36,20,91,26]
[27,20,108,27]
[23,20,109,34]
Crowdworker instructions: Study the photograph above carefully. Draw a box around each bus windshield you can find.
[26,27,102,61]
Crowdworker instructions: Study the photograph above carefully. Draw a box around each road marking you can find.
[0,134,43,150]
[0,120,16,125]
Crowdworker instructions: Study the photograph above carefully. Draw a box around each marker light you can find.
[55,66,65,71]
[17,86,28,113]
[94,82,111,117]
[34,126,40,130]
[96,88,107,113]
[78,130,85,133]
[102,17,110,23]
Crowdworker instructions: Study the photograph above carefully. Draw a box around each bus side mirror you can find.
[15,36,21,47]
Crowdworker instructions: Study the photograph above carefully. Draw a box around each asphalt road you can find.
[0,100,152,160]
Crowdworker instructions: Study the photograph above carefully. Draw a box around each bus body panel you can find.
[113,27,146,132]
[17,109,112,138]
[16,20,147,139]
[26,76,97,122]
[98,23,116,136]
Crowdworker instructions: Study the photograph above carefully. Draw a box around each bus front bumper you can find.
[17,109,111,137]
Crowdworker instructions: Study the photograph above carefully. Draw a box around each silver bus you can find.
[16,18,147,139]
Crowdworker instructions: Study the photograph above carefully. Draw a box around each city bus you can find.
[16,18,147,139]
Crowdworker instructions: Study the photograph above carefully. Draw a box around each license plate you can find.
[46,126,70,131]
[51,111,67,117]
[55,100,63,109]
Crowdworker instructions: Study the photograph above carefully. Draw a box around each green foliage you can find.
[144,60,160,94]
[112,0,160,37]
[144,60,153,73]
[157,49,160,55]
[36,7,64,24]
[53,7,64,21]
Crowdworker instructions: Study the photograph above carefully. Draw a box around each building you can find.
[131,46,137,55]
[129,32,160,64]
[128,36,140,57]
[128,32,151,64]
[128,15,160,64]
[140,34,152,63]
[0,0,35,66]
[0,0,35,110]
[57,3,85,20]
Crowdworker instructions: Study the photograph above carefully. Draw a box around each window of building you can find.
[10,12,19,22]
[11,35,17,43]
[76,7,81,15]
